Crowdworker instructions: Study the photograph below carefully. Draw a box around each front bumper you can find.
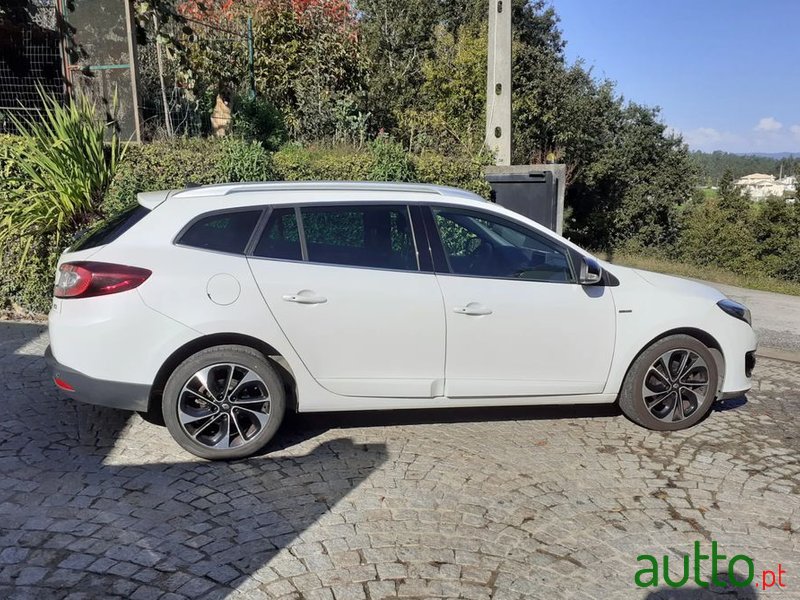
[45,345,151,412]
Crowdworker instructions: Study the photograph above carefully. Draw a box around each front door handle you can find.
[453,302,492,316]
[282,291,327,305]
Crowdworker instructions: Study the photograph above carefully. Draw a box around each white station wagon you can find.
[47,182,756,459]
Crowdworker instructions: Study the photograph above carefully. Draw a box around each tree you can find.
[398,24,487,155]
[357,0,449,130]
[679,177,758,275]
[144,0,363,140]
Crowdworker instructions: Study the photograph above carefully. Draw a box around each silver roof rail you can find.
[169,180,484,201]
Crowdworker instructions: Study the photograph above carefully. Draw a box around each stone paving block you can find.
[0,324,797,599]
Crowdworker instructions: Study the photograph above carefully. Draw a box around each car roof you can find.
[137,181,487,210]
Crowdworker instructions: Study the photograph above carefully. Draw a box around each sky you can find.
[551,0,800,154]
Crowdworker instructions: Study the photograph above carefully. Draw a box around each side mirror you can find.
[578,257,603,285]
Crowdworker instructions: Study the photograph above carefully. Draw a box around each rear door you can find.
[247,203,446,398]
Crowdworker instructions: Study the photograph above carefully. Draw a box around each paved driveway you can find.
[0,322,798,599]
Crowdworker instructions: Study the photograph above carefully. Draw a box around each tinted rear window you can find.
[70,205,150,251]
[300,204,417,271]
[178,210,262,254]
[253,207,302,260]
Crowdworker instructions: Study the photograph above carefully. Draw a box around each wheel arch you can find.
[621,327,725,396]
[147,333,298,417]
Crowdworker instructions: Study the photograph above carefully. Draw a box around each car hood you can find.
[602,262,726,302]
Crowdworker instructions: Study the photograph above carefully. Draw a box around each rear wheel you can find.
[162,345,285,460]
[619,334,719,431]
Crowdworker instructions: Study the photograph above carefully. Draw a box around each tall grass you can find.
[0,87,125,259]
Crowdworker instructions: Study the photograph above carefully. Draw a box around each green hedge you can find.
[1,135,490,314]
[273,144,374,181]
[272,143,490,197]
[411,151,490,198]
[104,137,273,215]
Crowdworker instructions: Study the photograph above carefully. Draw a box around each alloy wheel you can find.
[178,363,271,450]
[641,349,710,423]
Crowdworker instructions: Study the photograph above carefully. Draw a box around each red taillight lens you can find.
[54,377,74,391]
[54,262,151,299]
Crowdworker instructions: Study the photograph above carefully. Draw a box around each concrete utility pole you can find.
[485,0,512,166]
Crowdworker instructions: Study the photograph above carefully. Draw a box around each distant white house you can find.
[734,173,796,199]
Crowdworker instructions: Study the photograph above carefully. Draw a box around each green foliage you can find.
[272,141,490,195]
[231,95,286,151]
[0,88,124,254]
[273,144,374,181]
[104,137,227,214]
[691,151,800,185]
[218,137,274,183]
[411,151,491,197]
[679,183,759,275]
[180,1,364,141]
[104,137,273,214]
[368,135,415,182]
[567,104,696,252]
[0,134,32,200]
[750,197,800,281]
[399,25,487,155]
[357,0,445,129]
[0,234,59,314]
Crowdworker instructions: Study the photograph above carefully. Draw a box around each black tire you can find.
[162,345,286,460]
[619,334,719,431]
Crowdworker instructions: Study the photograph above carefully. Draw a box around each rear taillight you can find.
[54,262,151,299]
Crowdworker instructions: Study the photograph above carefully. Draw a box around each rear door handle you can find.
[453,302,492,316]
[282,292,327,305]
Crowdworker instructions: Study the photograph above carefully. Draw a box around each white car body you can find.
[47,182,756,420]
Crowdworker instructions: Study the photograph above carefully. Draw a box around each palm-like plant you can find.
[0,87,125,259]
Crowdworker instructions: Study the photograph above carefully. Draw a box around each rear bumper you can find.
[45,345,150,412]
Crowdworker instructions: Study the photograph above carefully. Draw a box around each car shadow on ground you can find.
[0,322,387,599]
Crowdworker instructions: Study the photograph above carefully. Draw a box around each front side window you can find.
[178,210,262,254]
[432,207,573,282]
[300,204,417,271]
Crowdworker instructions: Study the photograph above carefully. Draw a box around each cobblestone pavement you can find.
[0,322,798,600]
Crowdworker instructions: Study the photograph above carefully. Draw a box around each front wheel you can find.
[162,345,286,460]
[619,334,719,431]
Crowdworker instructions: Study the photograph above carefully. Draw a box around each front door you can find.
[428,205,616,398]
[248,203,445,398]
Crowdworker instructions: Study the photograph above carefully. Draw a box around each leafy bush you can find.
[0,234,59,314]
[0,134,32,201]
[218,137,275,184]
[0,89,124,253]
[677,178,771,278]
[368,135,415,182]
[104,137,273,214]
[231,95,286,150]
[273,144,374,181]
[411,151,490,197]
[273,141,490,196]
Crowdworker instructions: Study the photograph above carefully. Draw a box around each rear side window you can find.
[70,205,150,251]
[300,205,417,270]
[253,207,302,260]
[178,210,262,254]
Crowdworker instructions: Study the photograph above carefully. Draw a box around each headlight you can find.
[717,299,752,325]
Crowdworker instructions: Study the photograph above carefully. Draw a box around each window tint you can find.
[300,205,417,270]
[70,205,150,251]
[253,207,302,260]
[178,210,261,254]
[433,207,573,282]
